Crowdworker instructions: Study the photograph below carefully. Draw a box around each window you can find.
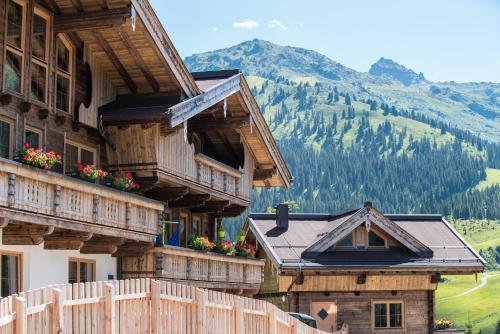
[56,35,73,112]
[335,233,353,248]
[30,8,50,103]
[25,126,42,149]
[368,231,386,248]
[68,258,95,284]
[0,118,14,159]
[4,0,25,93]
[0,251,22,297]
[64,141,96,173]
[190,216,201,238]
[373,301,403,329]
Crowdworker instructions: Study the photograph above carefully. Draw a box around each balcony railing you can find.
[122,245,264,287]
[194,153,243,198]
[0,158,164,237]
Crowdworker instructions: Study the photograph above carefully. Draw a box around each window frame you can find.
[367,230,388,249]
[24,125,43,149]
[55,34,74,114]
[333,233,354,248]
[0,250,23,297]
[0,116,15,159]
[372,300,405,330]
[3,0,27,95]
[68,257,96,284]
[29,6,51,105]
[64,139,97,174]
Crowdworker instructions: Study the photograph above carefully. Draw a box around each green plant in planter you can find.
[75,163,108,182]
[108,171,140,192]
[18,143,61,170]
[236,242,256,258]
[435,318,453,330]
[214,240,235,255]
[238,231,246,242]
[188,236,215,251]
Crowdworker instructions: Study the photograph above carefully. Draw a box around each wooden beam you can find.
[93,30,138,94]
[215,129,243,165]
[188,117,249,131]
[116,27,160,92]
[2,223,54,245]
[253,168,276,181]
[55,7,130,32]
[146,187,189,201]
[112,241,153,257]
[70,0,84,12]
[190,200,230,214]
[44,230,93,250]
[169,194,211,208]
[37,0,61,13]
[0,218,10,228]
[81,236,126,254]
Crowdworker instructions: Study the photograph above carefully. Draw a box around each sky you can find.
[149,0,500,83]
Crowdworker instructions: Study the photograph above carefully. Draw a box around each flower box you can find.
[16,144,61,170]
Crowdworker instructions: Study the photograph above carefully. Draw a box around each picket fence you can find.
[0,279,348,334]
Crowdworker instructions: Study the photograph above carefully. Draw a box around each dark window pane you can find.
[368,231,385,247]
[336,234,353,247]
[56,75,70,112]
[79,262,94,283]
[374,304,387,328]
[6,0,23,49]
[5,50,22,93]
[30,62,46,102]
[0,121,11,159]
[65,144,78,172]
[32,14,46,60]
[57,41,70,72]
[68,261,77,284]
[390,303,402,328]
[80,149,94,166]
[25,130,40,149]
[1,254,19,297]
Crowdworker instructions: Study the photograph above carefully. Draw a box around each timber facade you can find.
[0,0,290,297]
[246,203,485,333]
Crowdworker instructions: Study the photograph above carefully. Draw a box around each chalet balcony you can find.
[121,245,264,295]
[0,158,164,253]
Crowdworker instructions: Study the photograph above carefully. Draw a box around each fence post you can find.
[234,296,244,334]
[290,318,299,334]
[150,280,161,334]
[104,283,116,334]
[14,296,26,334]
[50,288,64,334]
[268,304,277,334]
[195,289,206,334]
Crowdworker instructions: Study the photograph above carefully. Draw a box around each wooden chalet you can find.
[246,203,485,333]
[0,0,290,297]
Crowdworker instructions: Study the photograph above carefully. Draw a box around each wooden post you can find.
[7,173,16,207]
[234,296,244,334]
[150,280,161,334]
[195,289,206,334]
[290,318,299,334]
[50,288,64,334]
[268,304,277,334]
[14,296,26,334]
[104,283,116,334]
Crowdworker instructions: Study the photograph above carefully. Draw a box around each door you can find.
[311,301,337,332]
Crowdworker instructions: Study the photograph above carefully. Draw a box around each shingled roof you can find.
[248,205,485,273]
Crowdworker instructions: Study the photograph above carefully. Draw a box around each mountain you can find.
[186,39,500,141]
[369,57,426,86]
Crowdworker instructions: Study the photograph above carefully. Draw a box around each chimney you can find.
[276,203,289,230]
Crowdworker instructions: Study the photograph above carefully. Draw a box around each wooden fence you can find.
[0,279,348,334]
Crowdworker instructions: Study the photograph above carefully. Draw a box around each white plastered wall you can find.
[0,230,117,291]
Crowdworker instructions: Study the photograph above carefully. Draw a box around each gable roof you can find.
[247,206,485,273]
[304,205,432,257]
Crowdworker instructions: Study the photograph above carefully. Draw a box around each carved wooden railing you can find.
[0,158,163,235]
[194,153,243,198]
[122,246,264,286]
[0,278,331,334]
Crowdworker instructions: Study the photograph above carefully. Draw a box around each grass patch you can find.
[476,168,500,190]
[436,273,500,334]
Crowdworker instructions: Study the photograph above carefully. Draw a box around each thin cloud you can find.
[212,27,218,32]
[298,22,304,27]
[233,19,259,30]
[268,19,287,30]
